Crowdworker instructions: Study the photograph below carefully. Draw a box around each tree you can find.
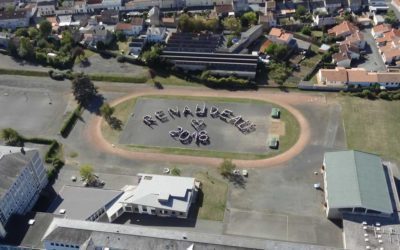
[115,30,126,42]
[294,5,307,20]
[268,62,292,85]
[96,41,106,50]
[141,45,162,66]
[222,17,242,33]
[265,43,288,60]
[28,27,39,39]
[15,28,28,37]
[39,20,52,37]
[301,25,312,36]
[80,164,95,183]
[18,37,34,59]
[61,30,74,47]
[219,159,235,177]
[241,12,257,27]
[71,74,98,105]
[99,103,114,122]
[385,10,397,25]
[204,18,219,32]
[0,128,24,146]
[171,167,181,176]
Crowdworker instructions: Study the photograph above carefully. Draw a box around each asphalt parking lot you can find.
[225,101,346,248]
[354,29,386,71]
[0,76,69,136]
[73,54,148,77]
[120,97,272,154]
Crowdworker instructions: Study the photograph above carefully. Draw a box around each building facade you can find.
[0,10,29,30]
[0,146,48,238]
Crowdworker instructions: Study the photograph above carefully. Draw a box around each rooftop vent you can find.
[59,209,66,214]
[28,219,35,225]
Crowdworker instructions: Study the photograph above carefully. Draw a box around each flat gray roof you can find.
[43,218,341,250]
[324,150,392,214]
[48,185,123,220]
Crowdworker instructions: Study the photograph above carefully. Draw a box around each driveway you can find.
[354,29,386,71]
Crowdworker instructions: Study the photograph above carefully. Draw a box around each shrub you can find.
[378,91,391,100]
[219,159,235,177]
[60,105,82,138]
[117,55,125,63]
[45,140,61,163]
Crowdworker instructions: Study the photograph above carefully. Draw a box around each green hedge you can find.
[24,137,54,145]
[45,140,61,163]
[60,105,83,138]
[88,74,148,83]
[0,68,48,77]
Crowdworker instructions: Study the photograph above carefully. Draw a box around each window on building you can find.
[354,207,366,213]
[134,207,139,212]
[55,243,59,246]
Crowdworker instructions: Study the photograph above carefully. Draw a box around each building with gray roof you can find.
[106,174,198,221]
[322,150,393,219]
[0,146,48,238]
[42,217,341,250]
[48,185,123,221]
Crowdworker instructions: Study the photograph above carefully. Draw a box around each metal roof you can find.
[48,185,123,220]
[324,150,392,214]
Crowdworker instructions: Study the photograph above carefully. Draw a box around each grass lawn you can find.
[101,95,300,159]
[340,96,400,163]
[101,98,137,144]
[311,31,323,38]
[195,172,228,221]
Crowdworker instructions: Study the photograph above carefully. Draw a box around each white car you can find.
[242,170,248,177]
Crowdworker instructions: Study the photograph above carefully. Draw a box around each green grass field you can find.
[340,97,400,163]
[195,172,228,221]
[102,95,300,159]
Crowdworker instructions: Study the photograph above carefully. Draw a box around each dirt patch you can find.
[269,120,285,136]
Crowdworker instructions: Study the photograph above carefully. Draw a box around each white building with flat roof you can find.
[0,146,48,238]
[107,174,199,221]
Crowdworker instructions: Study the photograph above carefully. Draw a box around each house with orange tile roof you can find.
[391,0,400,12]
[327,21,359,38]
[268,27,293,45]
[343,31,365,49]
[371,23,392,38]
[317,67,400,87]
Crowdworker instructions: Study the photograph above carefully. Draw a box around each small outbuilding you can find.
[268,136,279,149]
[322,150,393,219]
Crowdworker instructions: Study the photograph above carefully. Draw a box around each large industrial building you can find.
[322,150,393,219]
[0,146,48,238]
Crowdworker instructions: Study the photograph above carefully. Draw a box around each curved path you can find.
[86,86,312,168]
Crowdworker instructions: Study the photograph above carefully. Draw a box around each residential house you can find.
[115,22,141,36]
[313,14,337,27]
[265,0,276,12]
[356,16,372,27]
[392,0,400,12]
[324,0,342,13]
[161,17,177,28]
[259,11,277,30]
[373,13,385,25]
[317,67,400,87]
[332,43,360,67]
[214,4,234,16]
[97,9,119,25]
[100,0,122,10]
[327,21,358,38]
[233,0,248,12]
[322,151,392,219]
[148,6,160,26]
[0,146,48,238]
[106,174,199,221]
[343,31,365,49]
[0,9,29,30]
[80,24,113,46]
[268,27,293,45]
[368,0,389,12]
[36,0,55,17]
[380,40,400,64]
[348,0,362,11]
[371,23,391,38]
[146,26,166,43]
